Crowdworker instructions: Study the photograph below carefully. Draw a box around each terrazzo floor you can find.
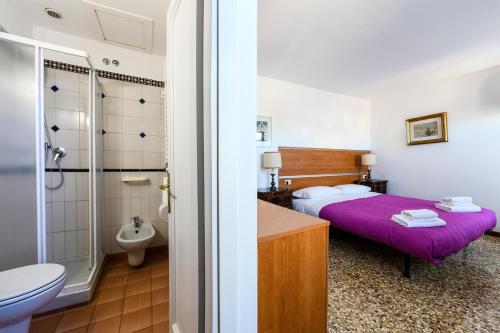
[327,232,500,332]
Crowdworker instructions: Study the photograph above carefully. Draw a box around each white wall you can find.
[257,76,370,188]
[33,26,165,81]
[371,66,500,232]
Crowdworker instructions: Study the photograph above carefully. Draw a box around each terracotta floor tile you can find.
[133,327,153,333]
[151,276,168,291]
[64,328,87,333]
[123,292,152,314]
[87,316,121,333]
[98,274,128,290]
[151,287,168,306]
[128,267,150,283]
[150,265,168,278]
[119,307,151,333]
[126,279,151,297]
[29,313,63,333]
[103,265,130,278]
[152,302,168,325]
[91,299,124,323]
[55,306,94,333]
[152,321,169,333]
[95,285,126,305]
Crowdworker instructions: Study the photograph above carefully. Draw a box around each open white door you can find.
[166,0,206,332]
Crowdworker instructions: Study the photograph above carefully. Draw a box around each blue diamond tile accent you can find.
[139,132,146,138]
[102,93,106,98]
[50,85,59,92]
[102,129,106,135]
[139,98,145,104]
[51,125,60,132]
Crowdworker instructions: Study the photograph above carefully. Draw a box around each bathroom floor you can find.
[30,247,169,333]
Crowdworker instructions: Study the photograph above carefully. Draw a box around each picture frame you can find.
[256,115,272,147]
[406,112,448,145]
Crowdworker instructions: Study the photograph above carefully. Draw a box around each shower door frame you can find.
[0,32,103,294]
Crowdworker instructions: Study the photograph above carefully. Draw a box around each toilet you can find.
[116,223,156,267]
[0,264,66,333]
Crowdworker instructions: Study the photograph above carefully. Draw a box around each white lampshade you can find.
[263,152,282,169]
[362,153,377,166]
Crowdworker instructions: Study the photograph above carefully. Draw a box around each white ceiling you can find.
[6,0,168,55]
[259,0,500,97]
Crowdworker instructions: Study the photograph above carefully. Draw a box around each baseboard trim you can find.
[485,230,500,237]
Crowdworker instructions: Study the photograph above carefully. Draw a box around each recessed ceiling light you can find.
[45,8,62,19]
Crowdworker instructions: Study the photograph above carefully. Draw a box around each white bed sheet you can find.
[293,192,381,217]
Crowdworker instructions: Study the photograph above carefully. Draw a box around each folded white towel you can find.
[401,209,438,220]
[441,197,472,205]
[440,200,475,206]
[435,203,481,213]
[391,214,446,228]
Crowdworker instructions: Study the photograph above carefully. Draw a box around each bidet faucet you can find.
[131,216,141,228]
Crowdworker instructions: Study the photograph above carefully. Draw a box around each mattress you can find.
[294,193,497,264]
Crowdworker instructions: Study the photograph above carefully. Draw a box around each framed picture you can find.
[256,115,272,147]
[406,112,448,145]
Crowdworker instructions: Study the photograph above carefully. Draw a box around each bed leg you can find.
[404,254,411,278]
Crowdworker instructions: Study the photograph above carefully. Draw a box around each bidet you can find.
[116,223,156,267]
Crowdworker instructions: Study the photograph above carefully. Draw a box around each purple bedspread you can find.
[319,194,497,264]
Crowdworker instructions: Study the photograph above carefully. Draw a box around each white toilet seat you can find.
[0,264,66,307]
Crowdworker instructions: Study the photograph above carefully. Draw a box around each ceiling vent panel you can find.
[82,0,154,53]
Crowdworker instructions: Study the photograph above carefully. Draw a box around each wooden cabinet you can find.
[355,179,388,194]
[258,200,329,333]
[257,188,293,209]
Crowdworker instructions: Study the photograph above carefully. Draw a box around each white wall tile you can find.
[143,152,161,169]
[64,202,77,231]
[129,182,142,198]
[103,199,111,226]
[130,198,141,219]
[150,196,161,222]
[56,130,79,149]
[77,201,89,230]
[45,203,53,233]
[143,118,162,136]
[143,86,162,103]
[45,68,55,87]
[53,232,65,260]
[123,99,142,118]
[104,173,111,199]
[80,150,89,168]
[79,112,89,131]
[140,197,150,222]
[77,173,89,201]
[44,88,56,108]
[55,110,80,130]
[55,70,80,92]
[45,107,56,128]
[110,198,121,226]
[124,152,143,169]
[52,202,64,232]
[104,151,123,169]
[79,75,89,95]
[120,198,131,224]
[123,84,142,100]
[103,97,122,115]
[51,177,65,202]
[65,231,77,258]
[45,233,53,262]
[60,149,80,169]
[55,90,80,111]
[79,95,89,113]
[142,102,162,119]
[123,134,143,151]
[64,173,77,201]
[45,173,52,202]
[111,226,122,253]
[77,230,89,257]
[103,82,123,98]
[104,133,123,151]
[143,135,162,153]
[80,131,89,149]
[104,115,123,133]
[109,173,121,199]
[122,117,142,134]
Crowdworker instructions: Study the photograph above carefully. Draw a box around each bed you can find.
[279,147,497,277]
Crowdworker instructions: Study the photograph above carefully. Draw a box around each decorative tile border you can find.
[44,59,165,88]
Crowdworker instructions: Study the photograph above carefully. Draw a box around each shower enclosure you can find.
[0,32,104,309]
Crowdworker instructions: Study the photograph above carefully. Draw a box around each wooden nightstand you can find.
[257,188,293,209]
[355,179,388,194]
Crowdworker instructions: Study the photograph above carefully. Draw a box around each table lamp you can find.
[263,152,282,192]
[362,153,377,181]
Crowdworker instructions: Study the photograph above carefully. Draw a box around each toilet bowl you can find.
[0,264,66,333]
[116,223,156,267]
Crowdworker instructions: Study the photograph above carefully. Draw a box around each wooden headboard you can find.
[278,147,370,190]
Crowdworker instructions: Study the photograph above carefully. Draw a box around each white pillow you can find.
[334,184,371,194]
[293,186,342,199]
